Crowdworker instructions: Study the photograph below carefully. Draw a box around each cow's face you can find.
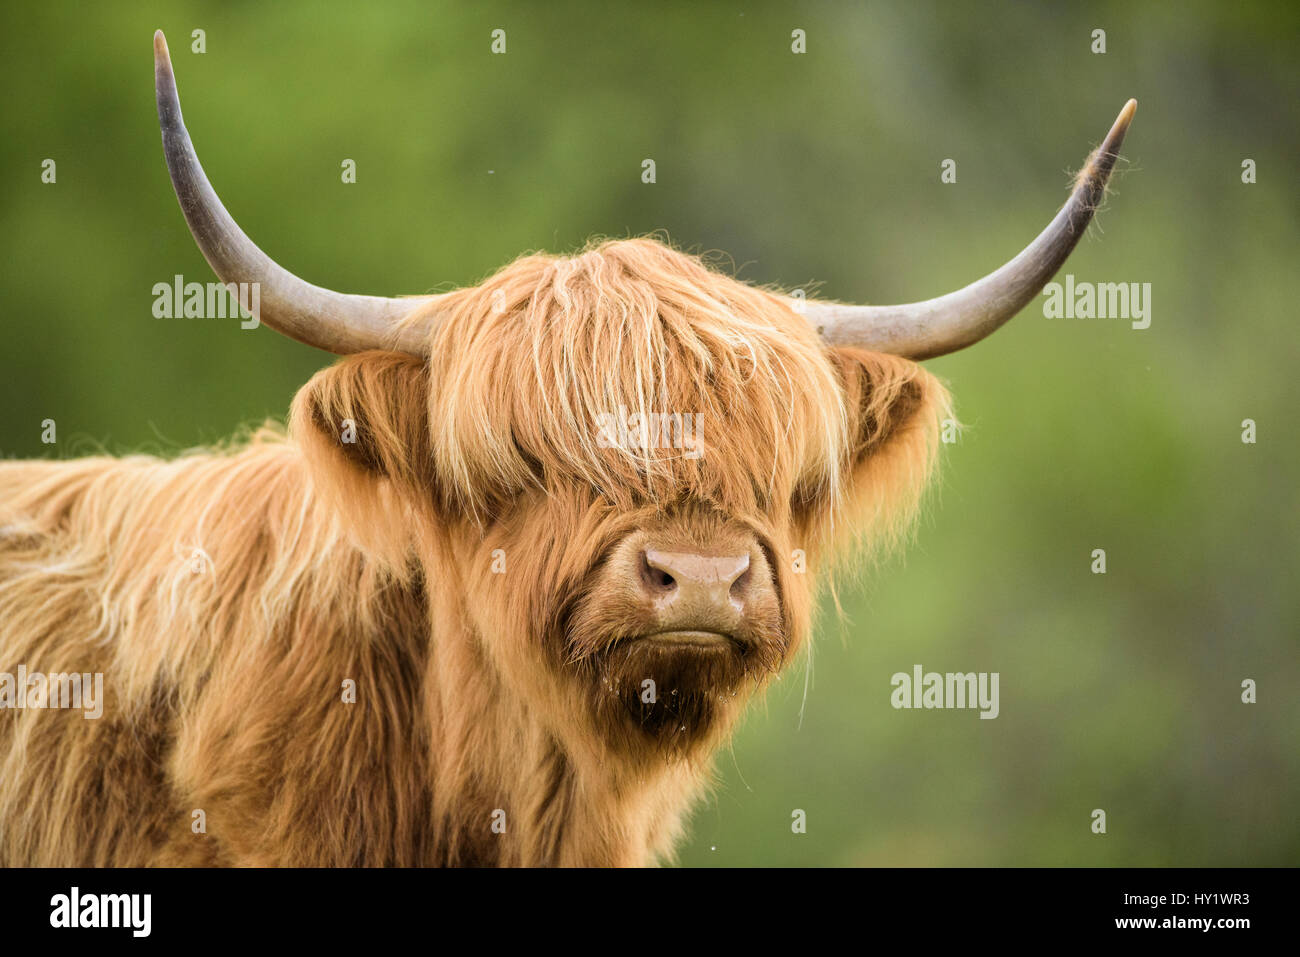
[292,239,944,758]
[295,240,945,759]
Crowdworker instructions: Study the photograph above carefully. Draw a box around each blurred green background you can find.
[1,2,1295,866]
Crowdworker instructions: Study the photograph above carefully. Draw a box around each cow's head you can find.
[152,31,1133,760]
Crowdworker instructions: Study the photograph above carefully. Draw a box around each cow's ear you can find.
[824,348,948,554]
[832,348,941,465]
[290,350,435,496]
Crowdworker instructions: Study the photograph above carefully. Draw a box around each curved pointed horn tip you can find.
[1097,98,1138,156]
[1108,98,1138,142]
[154,30,175,89]
[1073,98,1137,196]
[154,29,182,132]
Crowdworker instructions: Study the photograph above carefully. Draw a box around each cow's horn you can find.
[798,99,1137,359]
[154,30,431,355]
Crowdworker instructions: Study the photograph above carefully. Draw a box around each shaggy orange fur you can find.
[0,237,948,866]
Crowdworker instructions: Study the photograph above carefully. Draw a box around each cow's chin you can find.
[579,627,787,754]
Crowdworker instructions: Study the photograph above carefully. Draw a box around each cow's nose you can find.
[639,549,752,622]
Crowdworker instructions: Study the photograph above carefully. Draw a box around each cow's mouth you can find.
[642,630,735,649]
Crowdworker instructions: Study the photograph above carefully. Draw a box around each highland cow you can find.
[0,32,1134,866]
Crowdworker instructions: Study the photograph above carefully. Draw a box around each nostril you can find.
[729,565,752,603]
[640,552,676,593]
